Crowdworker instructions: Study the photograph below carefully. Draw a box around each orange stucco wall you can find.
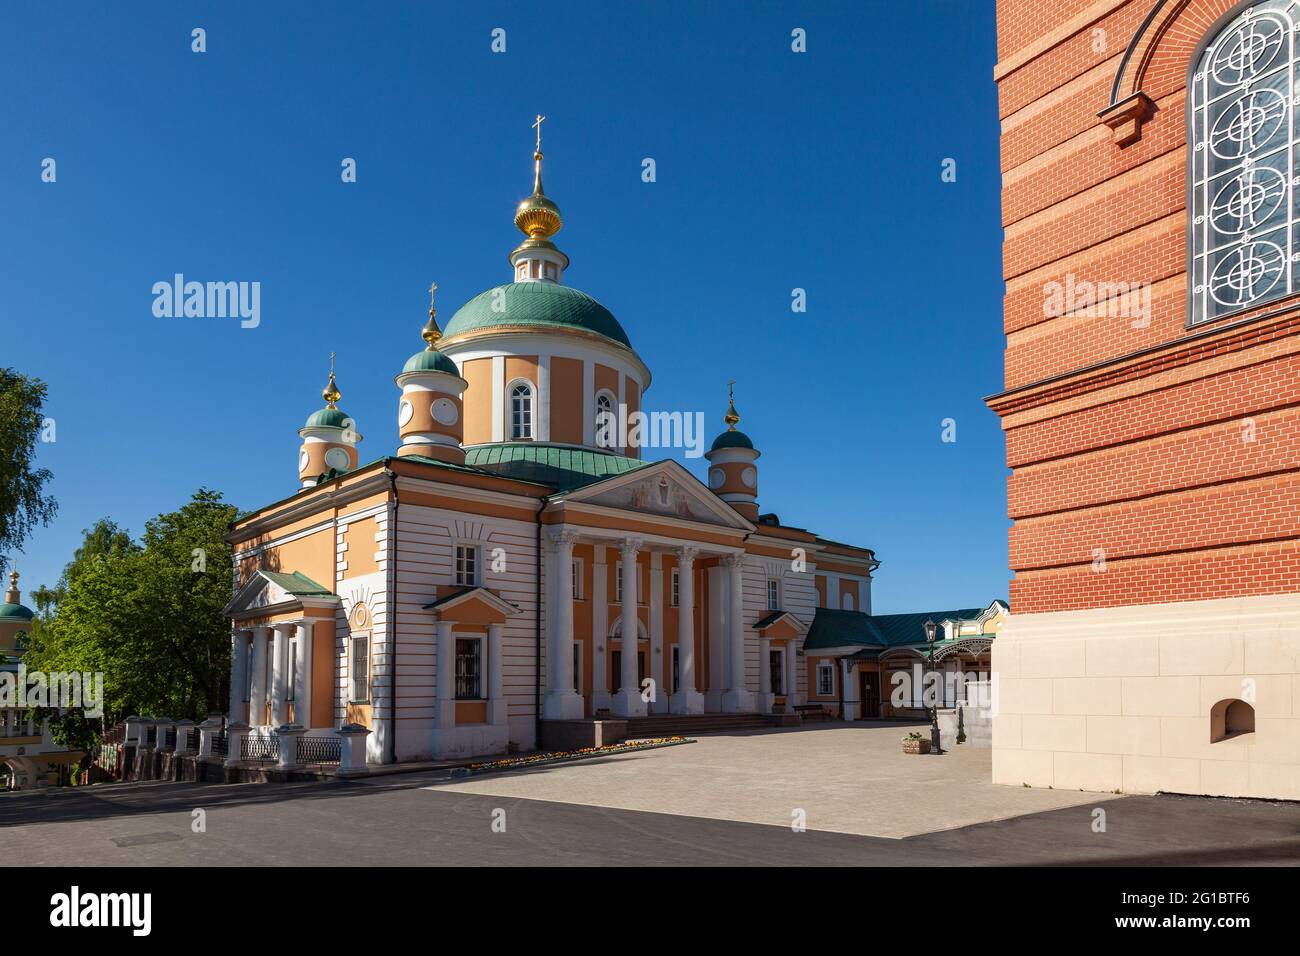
[551,356,584,444]
[461,357,492,444]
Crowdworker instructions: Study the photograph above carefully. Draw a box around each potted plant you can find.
[902,731,931,755]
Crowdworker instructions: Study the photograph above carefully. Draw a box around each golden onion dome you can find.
[515,150,562,240]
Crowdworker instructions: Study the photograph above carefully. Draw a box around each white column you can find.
[758,635,773,714]
[648,552,665,713]
[843,659,859,720]
[229,629,249,723]
[721,553,750,712]
[543,527,584,719]
[249,626,270,727]
[435,620,456,730]
[490,355,505,443]
[487,623,507,725]
[785,642,798,707]
[826,573,841,609]
[611,537,646,717]
[295,621,314,728]
[670,547,703,714]
[270,623,292,727]
[591,545,610,711]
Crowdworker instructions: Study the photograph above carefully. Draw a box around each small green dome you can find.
[0,602,33,621]
[304,407,351,429]
[711,429,755,451]
[402,349,461,376]
[444,283,632,349]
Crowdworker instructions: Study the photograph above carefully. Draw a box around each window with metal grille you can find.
[455,544,478,587]
[671,568,680,606]
[350,635,369,703]
[1190,0,1300,325]
[817,662,834,697]
[455,638,482,699]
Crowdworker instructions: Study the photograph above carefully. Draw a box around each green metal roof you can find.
[260,571,336,598]
[803,606,991,652]
[443,282,633,349]
[402,349,461,376]
[710,429,754,451]
[0,603,33,621]
[464,443,648,492]
[303,407,351,429]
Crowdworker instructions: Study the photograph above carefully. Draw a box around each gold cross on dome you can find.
[533,114,546,152]
[428,281,437,308]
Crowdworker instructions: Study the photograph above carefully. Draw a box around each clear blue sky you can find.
[1,1,1007,614]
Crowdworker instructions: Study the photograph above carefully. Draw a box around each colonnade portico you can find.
[230,620,317,729]
[542,523,753,720]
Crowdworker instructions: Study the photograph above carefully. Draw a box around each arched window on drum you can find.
[1190,0,1300,326]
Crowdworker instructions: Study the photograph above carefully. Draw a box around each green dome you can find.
[0,602,33,621]
[402,349,462,376]
[304,407,351,429]
[710,429,755,451]
[443,283,632,349]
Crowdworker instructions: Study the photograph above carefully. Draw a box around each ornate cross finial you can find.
[323,352,341,408]
[725,379,740,430]
[427,281,438,318]
[422,281,442,349]
[533,114,546,154]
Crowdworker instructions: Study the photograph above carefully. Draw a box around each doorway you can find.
[860,670,880,720]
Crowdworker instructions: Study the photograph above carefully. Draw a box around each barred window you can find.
[671,568,680,607]
[1191,0,1300,325]
[456,638,482,699]
[350,635,370,703]
[817,661,835,697]
[455,544,478,587]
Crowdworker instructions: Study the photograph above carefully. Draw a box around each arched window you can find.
[1190,1,1300,326]
[509,381,534,439]
[1210,698,1255,742]
[594,391,615,447]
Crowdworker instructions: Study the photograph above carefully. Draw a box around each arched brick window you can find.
[1190,0,1300,325]
[1210,697,1255,741]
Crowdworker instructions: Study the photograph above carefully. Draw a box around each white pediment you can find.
[566,461,753,530]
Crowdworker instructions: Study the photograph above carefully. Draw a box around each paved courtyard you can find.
[434,722,1116,838]
[3,722,1299,866]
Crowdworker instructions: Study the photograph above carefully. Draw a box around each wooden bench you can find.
[794,704,832,722]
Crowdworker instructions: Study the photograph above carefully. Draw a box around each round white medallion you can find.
[432,397,459,426]
[398,399,414,427]
[741,466,757,488]
[325,447,350,471]
[708,467,725,489]
[298,450,309,472]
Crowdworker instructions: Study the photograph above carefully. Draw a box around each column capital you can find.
[721,552,745,569]
[674,545,699,567]
[619,537,644,560]
[272,621,296,635]
[546,525,581,550]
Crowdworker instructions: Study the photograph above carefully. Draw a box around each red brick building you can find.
[987,0,1300,798]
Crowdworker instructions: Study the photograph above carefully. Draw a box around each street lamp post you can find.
[924,618,943,755]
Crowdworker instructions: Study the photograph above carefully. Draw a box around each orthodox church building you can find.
[222,130,880,762]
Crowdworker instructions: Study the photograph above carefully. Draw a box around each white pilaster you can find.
[249,626,269,727]
[611,537,647,717]
[648,552,666,713]
[582,360,595,446]
[670,547,704,714]
[487,622,508,725]
[537,353,551,442]
[434,621,456,730]
[490,355,505,443]
[721,553,751,712]
[843,659,859,720]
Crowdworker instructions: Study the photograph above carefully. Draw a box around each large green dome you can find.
[710,429,755,451]
[443,283,632,349]
[0,602,33,621]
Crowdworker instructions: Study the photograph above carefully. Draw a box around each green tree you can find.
[26,488,237,727]
[0,368,58,573]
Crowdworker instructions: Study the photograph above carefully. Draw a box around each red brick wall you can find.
[990,0,1300,612]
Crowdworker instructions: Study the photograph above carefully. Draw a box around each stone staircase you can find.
[623,713,785,738]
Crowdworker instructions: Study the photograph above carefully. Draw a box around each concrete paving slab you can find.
[427,722,1120,838]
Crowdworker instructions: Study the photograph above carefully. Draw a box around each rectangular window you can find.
[572,558,583,600]
[816,661,834,697]
[350,635,370,703]
[671,568,680,607]
[770,649,784,695]
[455,638,482,699]
[767,579,780,611]
[455,544,478,587]
[287,637,296,702]
[671,646,680,694]
[572,642,582,695]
